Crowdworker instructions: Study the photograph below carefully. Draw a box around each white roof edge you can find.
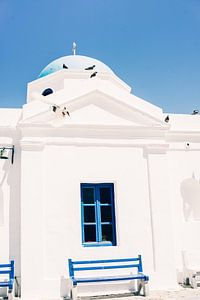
[28,70,131,92]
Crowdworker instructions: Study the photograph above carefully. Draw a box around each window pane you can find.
[100,187,111,204]
[84,225,96,242]
[84,206,95,223]
[101,206,112,222]
[82,188,94,204]
[102,225,113,242]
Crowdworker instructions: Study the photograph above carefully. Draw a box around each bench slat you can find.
[72,258,139,264]
[0,270,11,274]
[0,264,12,268]
[74,264,140,271]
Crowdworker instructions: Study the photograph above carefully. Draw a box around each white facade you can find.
[0,54,200,299]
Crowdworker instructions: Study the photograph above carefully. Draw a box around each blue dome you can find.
[38,55,114,78]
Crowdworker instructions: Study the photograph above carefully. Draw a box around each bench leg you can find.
[71,285,78,300]
[136,280,149,296]
[143,282,149,296]
[136,279,142,295]
[191,277,197,289]
[8,290,13,300]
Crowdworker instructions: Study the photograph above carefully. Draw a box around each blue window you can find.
[81,183,116,247]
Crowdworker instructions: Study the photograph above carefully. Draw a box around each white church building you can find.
[1,49,200,299]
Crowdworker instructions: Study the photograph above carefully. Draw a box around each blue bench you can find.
[68,255,149,299]
[0,261,14,298]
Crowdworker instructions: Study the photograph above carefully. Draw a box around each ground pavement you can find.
[81,286,200,300]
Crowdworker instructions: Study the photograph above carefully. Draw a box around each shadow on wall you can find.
[0,153,21,296]
[181,174,200,221]
[0,161,9,226]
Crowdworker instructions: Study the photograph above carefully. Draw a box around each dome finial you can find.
[72,42,77,55]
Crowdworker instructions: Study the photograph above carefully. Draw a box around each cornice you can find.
[144,144,169,155]
[18,124,168,141]
[20,141,45,151]
[166,130,200,142]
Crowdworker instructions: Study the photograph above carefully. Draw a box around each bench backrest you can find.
[68,255,143,278]
[0,261,14,281]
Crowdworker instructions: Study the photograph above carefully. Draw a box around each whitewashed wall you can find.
[20,144,152,298]
[168,147,200,271]
[20,139,180,299]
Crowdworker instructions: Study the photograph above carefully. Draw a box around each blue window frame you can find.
[81,183,116,247]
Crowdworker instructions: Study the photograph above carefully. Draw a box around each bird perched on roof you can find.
[165,115,169,123]
[85,65,96,70]
[51,105,70,118]
[52,104,60,113]
[63,64,68,69]
[192,109,199,115]
[41,91,70,119]
[62,107,70,117]
[90,71,97,78]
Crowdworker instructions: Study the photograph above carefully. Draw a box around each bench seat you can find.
[0,280,14,289]
[72,273,149,285]
[0,279,14,291]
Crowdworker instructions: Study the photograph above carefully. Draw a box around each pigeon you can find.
[51,105,70,118]
[165,115,169,123]
[85,65,96,70]
[90,71,97,78]
[52,105,60,113]
[62,107,70,117]
[192,109,199,115]
[63,64,68,69]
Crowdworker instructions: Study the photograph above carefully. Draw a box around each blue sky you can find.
[0,0,200,113]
